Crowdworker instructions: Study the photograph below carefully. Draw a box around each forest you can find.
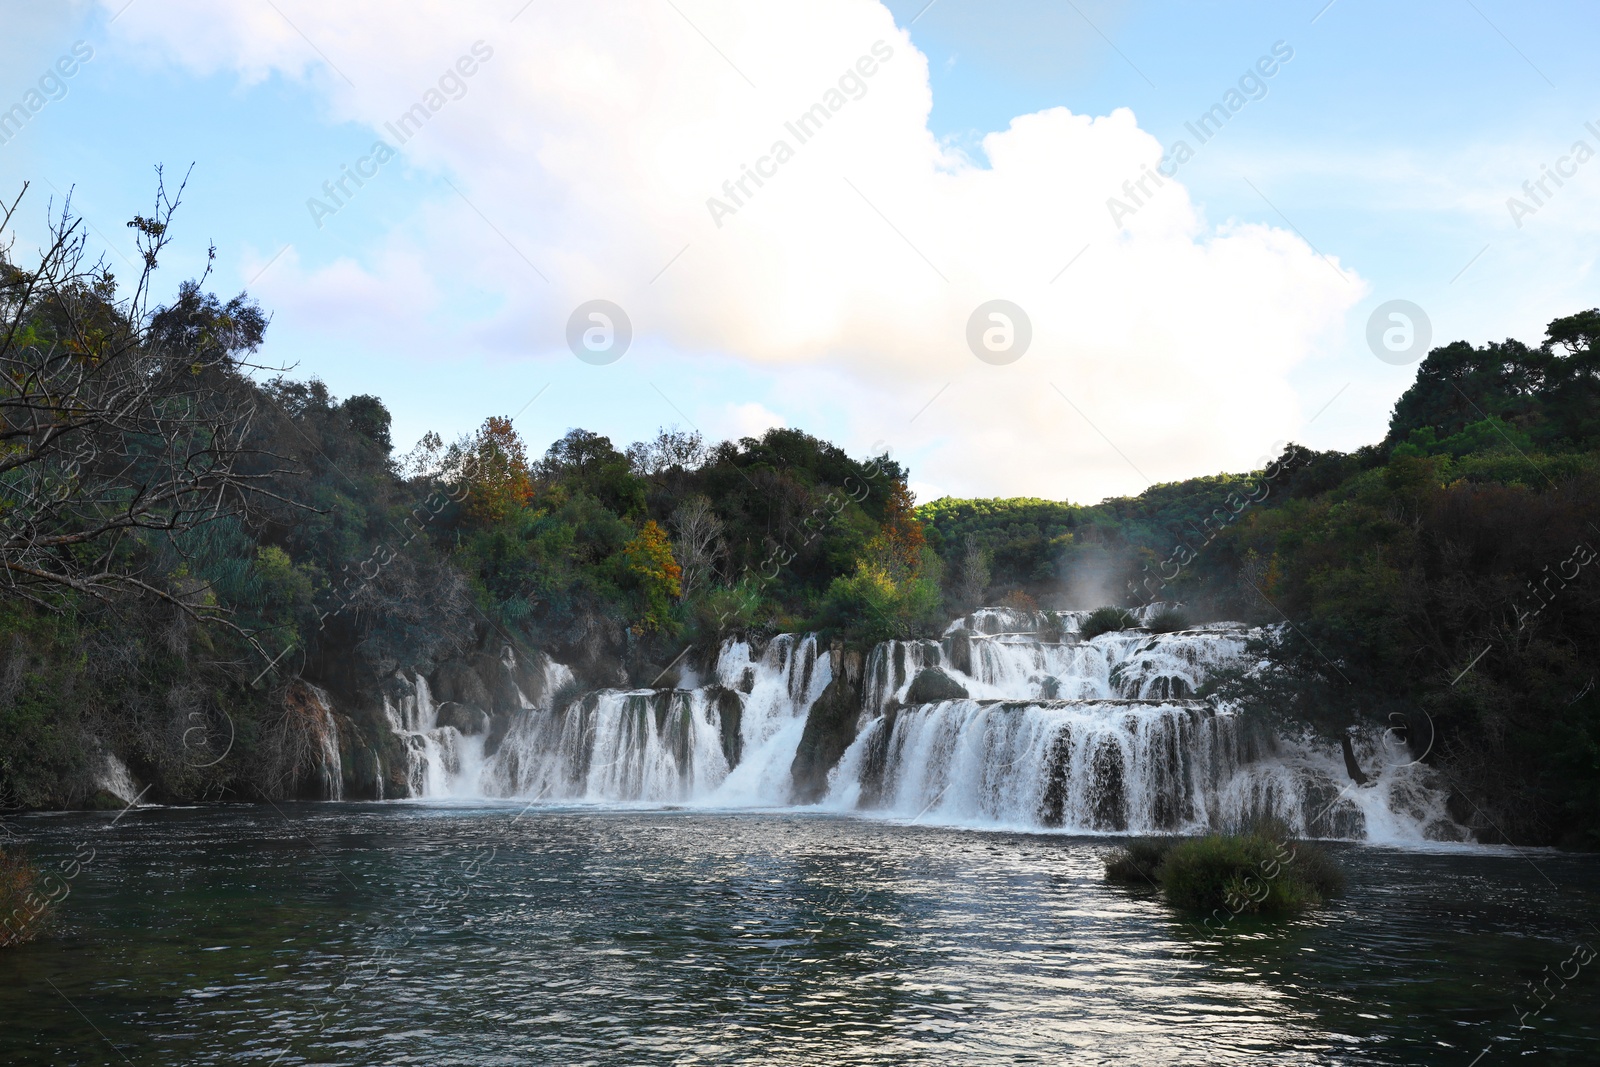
[2,190,1598,847]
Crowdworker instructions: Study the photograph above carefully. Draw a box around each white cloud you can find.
[105,0,1364,501]
[721,401,787,440]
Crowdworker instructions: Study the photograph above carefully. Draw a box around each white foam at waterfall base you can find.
[544,688,729,802]
[384,673,486,799]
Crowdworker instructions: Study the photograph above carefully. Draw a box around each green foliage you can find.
[461,416,534,523]
[1146,607,1190,633]
[1386,309,1600,453]
[1080,606,1138,640]
[342,394,393,453]
[618,520,682,634]
[815,550,945,645]
[692,579,765,636]
[917,497,1080,591]
[1157,831,1342,915]
[1104,826,1344,916]
[1103,838,1172,885]
[1390,416,1533,460]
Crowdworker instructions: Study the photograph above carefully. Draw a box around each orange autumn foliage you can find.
[464,416,533,523]
[620,520,682,632]
[873,479,926,575]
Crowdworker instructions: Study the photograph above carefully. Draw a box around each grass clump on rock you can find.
[1079,606,1139,640]
[1103,821,1345,916]
[1145,607,1191,634]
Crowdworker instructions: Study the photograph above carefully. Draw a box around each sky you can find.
[1,0,1596,505]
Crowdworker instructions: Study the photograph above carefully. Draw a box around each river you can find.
[4,802,1597,1065]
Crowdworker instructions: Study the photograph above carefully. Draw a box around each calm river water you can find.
[2,803,1598,1065]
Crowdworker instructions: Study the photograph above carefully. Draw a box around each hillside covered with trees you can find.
[2,189,1598,847]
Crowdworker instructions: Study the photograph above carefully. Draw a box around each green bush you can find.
[1080,606,1138,640]
[1103,838,1173,885]
[1146,607,1190,634]
[1104,820,1344,918]
[814,555,945,645]
[1157,830,1341,915]
[1284,838,1347,900]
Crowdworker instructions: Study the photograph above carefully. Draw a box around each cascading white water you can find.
[486,687,729,802]
[378,609,1463,843]
[480,634,829,805]
[303,683,345,801]
[708,634,831,805]
[826,612,1465,843]
[385,673,474,798]
[383,648,582,799]
[95,748,142,805]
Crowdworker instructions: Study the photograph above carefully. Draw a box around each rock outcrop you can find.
[904,666,969,705]
[789,642,865,803]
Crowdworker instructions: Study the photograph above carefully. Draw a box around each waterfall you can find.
[709,634,831,804]
[384,673,480,799]
[481,633,828,805]
[94,747,143,806]
[825,616,1465,843]
[376,612,1464,843]
[304,683,344,801]
[486,688,732,802]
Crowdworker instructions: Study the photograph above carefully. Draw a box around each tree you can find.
[619,519,681,633]
[627,426,706,476]
[0,177,282,637]
[540,428,645,515]
[873,479,926,576]
[460,416,532,523]
[670,495,724,600]
[953,533,991,610]
[341,395,393,454]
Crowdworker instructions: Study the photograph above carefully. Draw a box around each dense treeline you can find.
[0,193,948,807]
[917,309,1600,848]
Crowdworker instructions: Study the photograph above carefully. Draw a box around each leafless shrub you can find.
[671,494,725,600]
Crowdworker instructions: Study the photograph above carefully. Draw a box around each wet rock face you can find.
[944,627,975,676]
[904,666,969,705]
[547,612,630,690]
[709,686,744,770]
[432,660,492,710]
[789,646,864,804]
[437,702,491,736]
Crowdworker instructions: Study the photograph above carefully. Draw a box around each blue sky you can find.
[1,0,1596,502]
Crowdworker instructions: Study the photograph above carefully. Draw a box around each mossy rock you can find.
[904,667,968,705]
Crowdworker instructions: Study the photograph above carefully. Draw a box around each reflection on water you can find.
[2,803,1597,1065]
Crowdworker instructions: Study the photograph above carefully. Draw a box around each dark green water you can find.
[2,802,1597,1065]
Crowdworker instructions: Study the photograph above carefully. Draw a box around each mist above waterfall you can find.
[1053,545,1135,611]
